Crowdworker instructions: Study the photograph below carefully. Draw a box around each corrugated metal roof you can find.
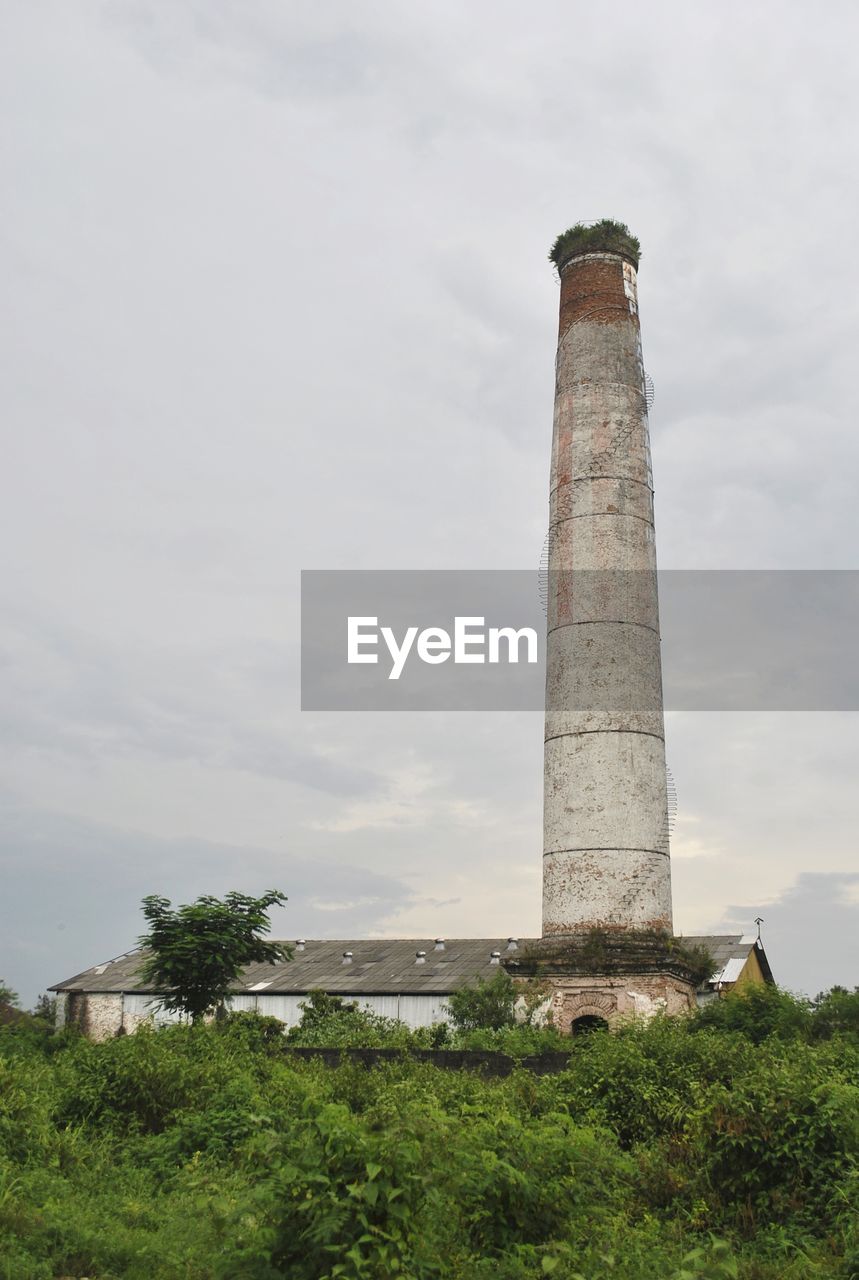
[50,940,517,995]
[50,934,765,995]
[713,956,746,985]
[679,935,744,968]
[678,934,767,986]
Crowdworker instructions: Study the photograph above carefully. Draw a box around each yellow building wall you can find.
[732,947,766,990]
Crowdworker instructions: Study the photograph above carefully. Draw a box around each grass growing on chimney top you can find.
[549,219,641,270]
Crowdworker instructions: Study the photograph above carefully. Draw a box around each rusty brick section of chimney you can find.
[542,229,673,937]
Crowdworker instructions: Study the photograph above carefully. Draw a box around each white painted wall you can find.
[241,991,452,1029]
[63,989,455,1038]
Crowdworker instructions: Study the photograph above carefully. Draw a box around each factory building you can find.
[53,935,771,1041]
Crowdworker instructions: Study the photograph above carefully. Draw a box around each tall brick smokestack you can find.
[543,222,672,936]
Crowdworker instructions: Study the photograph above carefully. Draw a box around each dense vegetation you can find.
[548,219,641,271]
[1,985,857,1279]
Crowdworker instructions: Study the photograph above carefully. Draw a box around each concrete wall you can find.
[543,249,672,935]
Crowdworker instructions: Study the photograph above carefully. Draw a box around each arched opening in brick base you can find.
[555,994,617,1036]
[571,1014,609,1035]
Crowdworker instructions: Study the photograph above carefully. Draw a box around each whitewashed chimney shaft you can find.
[542,241,673,935]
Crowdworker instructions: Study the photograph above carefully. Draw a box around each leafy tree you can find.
[691,983,812,1044]
[287,989,412,1047]
[296,988,360,1030]
[811,985,859,1041]
[137,889,291,1024]
[447,968,516,1031]
[31,994,56,1023]
[0,979,19,1007]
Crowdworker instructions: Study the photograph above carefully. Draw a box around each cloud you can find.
[2,2,859,1010]
[0,795,417,1007]
[0,605,381,797]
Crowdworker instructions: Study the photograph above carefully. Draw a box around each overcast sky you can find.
[2,2,858,1007]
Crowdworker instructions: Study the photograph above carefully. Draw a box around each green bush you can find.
[1,992,857,1279]
[811,985,859,1042]
[55,1026,216,1134]
[548,1018,757,1148]
[447,969,517,1031]
[692,985,813,1044]
[286,993,422,1048]
[219,1008,287,1052]
[689,1044,859,1231]
[0,1057,56,1164]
